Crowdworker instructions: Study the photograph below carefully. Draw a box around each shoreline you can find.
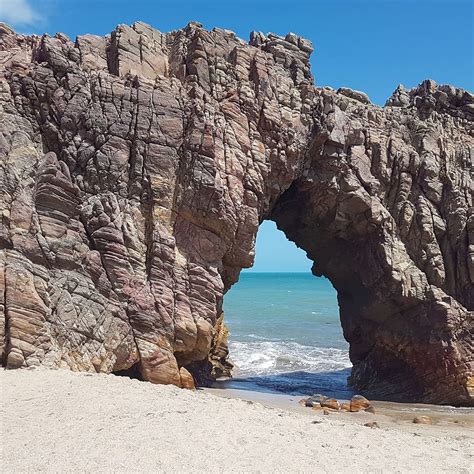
[203,383,474,436]
[2,368,473,472]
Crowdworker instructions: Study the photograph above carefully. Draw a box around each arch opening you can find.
[222,221,353,398]
[267,177,430,403]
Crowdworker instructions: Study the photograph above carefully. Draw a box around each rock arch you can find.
[0,21,472,405]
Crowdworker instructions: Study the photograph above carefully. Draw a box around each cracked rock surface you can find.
[0,21,472,405]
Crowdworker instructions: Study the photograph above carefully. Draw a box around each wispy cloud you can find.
[0,0,42,27]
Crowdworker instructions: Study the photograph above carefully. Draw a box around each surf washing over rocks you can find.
[223,272,353,398]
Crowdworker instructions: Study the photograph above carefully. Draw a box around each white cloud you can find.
[0,0,42,26]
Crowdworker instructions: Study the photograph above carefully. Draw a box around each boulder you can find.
[337,87,371,104]
[321,399,340,410]
[179,367,195,390]
[350,395,372,412]
[305,394,327,407]
[311,394,327,403]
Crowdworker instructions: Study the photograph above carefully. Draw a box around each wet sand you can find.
[203,384,474,437]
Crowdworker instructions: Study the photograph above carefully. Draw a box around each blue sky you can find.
[1,0,472,271]
[251,221,312,273]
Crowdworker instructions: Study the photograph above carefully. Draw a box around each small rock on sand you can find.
[364,422,380,429]
[350,395,371,412]
[321,398,340,410]
[303,394,327,407]
[413,416,433,425]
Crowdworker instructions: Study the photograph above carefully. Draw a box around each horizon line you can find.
[241,270,313,273]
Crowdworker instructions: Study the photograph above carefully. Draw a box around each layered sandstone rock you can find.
[0,21,472,405]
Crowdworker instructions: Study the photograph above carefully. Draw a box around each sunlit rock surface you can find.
[0,21,472,404]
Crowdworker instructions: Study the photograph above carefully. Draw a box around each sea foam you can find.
[229,340,351,377]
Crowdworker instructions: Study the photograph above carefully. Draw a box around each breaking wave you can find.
[225,340,352,397]
[229,340,351,377]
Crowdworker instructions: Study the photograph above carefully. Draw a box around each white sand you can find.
[1,369,473,473]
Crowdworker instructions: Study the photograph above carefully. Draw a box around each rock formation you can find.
[0,21,472,405]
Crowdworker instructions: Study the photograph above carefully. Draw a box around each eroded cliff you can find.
[0,21,472,404]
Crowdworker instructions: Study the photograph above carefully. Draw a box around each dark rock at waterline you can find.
[304,394,375,414]
[311,394,328,403]
[304,394,328,407]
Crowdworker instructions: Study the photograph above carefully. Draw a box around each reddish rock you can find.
[0,21,472,406]
[321,399,340,410]
[179,367,195,390]
[350,395,372,412]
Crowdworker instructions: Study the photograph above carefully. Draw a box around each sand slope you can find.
[1,369,473,473]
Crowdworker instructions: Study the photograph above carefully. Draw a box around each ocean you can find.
[222,272,353,398]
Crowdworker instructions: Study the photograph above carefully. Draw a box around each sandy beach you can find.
[1,369,473,473]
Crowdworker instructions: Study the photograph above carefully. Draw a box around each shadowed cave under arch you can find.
[1,21,472,406]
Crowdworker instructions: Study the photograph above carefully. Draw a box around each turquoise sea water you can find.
[223,272,353,398]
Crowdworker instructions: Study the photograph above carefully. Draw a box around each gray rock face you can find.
[0,21,472,405]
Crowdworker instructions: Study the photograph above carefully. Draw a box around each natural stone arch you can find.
[0,21,472,405]
[269,155,470,404]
